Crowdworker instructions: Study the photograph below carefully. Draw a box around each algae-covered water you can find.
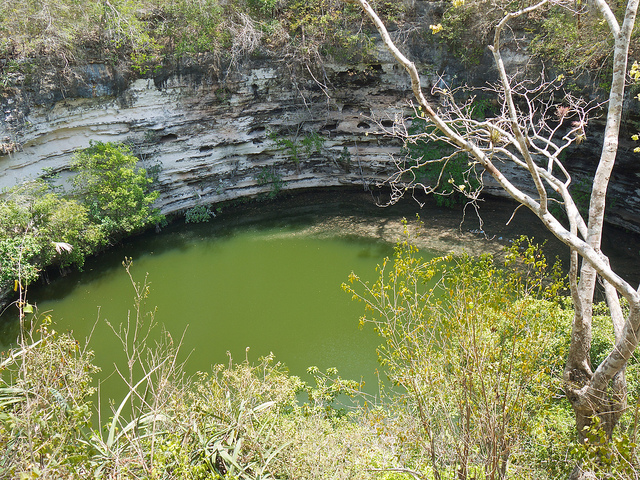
[3,188,639,408]
[1,202,412,403]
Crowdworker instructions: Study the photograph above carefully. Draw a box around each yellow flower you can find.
[452,0,464,6]
[631,61,640,81]
[632,134,639,141]
[429,24,443,34]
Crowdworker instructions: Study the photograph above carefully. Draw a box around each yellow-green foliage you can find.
[0,0,404,78]
[0,328,388,479]
[0,142,161,293]
[3,229,636,478]
[528,6,614,77]
[0,180,104,289]
[0,320,98,478]
[343,225,573,478]
[70,141,162,237]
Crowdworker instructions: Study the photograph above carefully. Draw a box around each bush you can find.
[0,181,105,291]
[0,0,404,84]
[185,205,214,223]
[0,318,98,478]
[0,260,392,478]
[71,141,163,238]
[528,7,614,77]
[0,319,387,479]
[0,142,162,294]
[343,226,572,478]
[257,166,285,199]
[0,235,40,288]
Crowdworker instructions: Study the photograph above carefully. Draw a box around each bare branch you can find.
[346,0,640,446]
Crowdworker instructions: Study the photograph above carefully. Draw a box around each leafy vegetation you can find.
[1,224,638,478]
[185,204,215,223]
[257,166,285,199]
[426,0,637,83]
[0,142,161,297]
[438,1,487,66]
[1,0,636,97]
[405,118,481,208]
[0,181,104,286]
[0,267,386,479]
[269,130,326,168]
[528,6,615,80]
[0,0,402,88]
[344,228,574,479]
[70,141,162,237]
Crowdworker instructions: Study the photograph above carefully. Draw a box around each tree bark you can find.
[564,0,638,443]
[346,0,640,474]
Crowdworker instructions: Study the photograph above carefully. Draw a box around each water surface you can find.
[5,188,640,408]
[2,213,407,403]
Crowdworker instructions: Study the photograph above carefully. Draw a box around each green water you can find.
[1,216,409,401]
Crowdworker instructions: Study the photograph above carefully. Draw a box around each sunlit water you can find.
[0,214,418,406]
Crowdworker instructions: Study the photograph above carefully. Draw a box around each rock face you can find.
[0,55,412,215]
[2,21,640,233]
[12,45,467,213]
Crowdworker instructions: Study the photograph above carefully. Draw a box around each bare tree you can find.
[344,0,639,476]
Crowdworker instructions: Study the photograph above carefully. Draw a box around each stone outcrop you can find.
[0,54,413,216]
[2,12,640,233]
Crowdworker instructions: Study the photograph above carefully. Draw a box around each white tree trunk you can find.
[347,0,640,458]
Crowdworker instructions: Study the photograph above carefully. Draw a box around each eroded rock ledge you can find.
[2,39,640,233]
[0,54,414,216]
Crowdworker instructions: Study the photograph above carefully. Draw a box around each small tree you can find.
[344,231,568,479]
[345,0,639,476]
[71,141,162,238]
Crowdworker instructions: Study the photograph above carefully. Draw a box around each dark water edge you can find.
[4,185,640,310]
[193,186,640,287]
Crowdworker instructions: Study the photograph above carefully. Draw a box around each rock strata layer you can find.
[0,55,414,216]
[2,37,640,233]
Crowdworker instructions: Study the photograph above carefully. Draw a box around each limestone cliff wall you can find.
[2,31,640,233]
[0,52,422,216]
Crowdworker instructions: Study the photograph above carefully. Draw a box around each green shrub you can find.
[0,181,105,290]
[269,130,326,166]
[0,0,403,79]
[0,235,40,288]
[528,6,614,78]
[344,228,571,478]
[440,2,486,66]
[0,319,98,478]
[0,142,163,295]
[257,166,285,199]
[185,204,214,223]
[154,0,227,55]
[71,141,163,238]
